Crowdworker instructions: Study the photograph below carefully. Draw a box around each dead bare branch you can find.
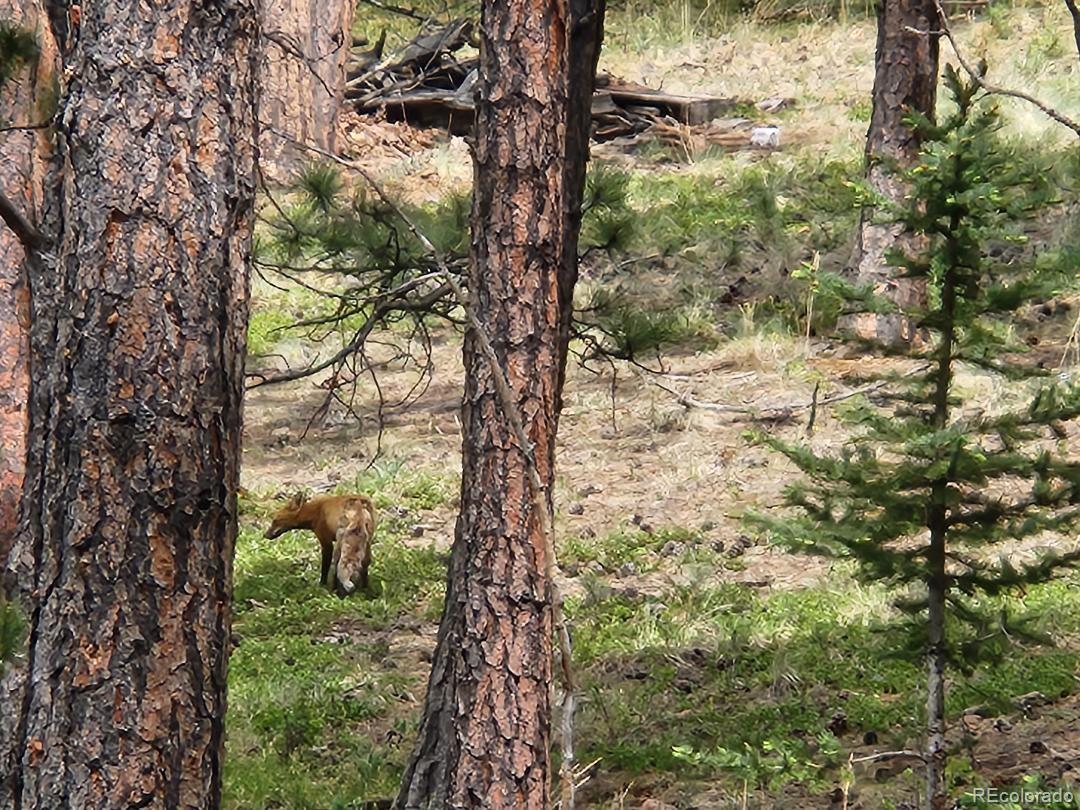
[356,0,428,20]
[0,121,51,133]
[0,189,45,253]
[647,373,892,422]
[261,29,337,98]
[923,4,1080,138]
[252,260,354,301]
[246,280,451,387]
[1064,0,1080,60]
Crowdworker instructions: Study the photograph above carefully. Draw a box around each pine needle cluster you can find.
[257,162,667,361]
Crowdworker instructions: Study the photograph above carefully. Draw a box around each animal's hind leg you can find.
[320,540,333,587]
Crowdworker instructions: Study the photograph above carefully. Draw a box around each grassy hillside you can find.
[231,3,1080,807]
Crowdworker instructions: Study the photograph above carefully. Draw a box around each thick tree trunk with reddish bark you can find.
[395,1,604,808]
[0,1,57,565]
[258,0,354,181]
[847,0,939,346]
[0,0,257,806]
[0,2,57,786]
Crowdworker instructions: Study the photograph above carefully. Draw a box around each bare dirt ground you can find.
[243,330,853,587]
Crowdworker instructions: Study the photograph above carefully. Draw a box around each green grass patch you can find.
[224,509,1080,806]
[569,573,1080,798]
[561,525,702,574]
[247,306,296,358]
[626,154,863,258]
[225,507,448,808]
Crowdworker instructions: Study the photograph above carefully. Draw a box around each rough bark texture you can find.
[0,1,57,566]
[846,0,939,347]
[0,0,257,805]
[258,0,354,181]
[396,1,604,807]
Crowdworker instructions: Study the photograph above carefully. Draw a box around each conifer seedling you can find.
[752,68,1080,809]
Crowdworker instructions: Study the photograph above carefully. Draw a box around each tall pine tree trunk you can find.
[396,1,604,807]
[0,0,56,565]
[258,0,355,181]
[846,0,939,347]
[0,0,257,805]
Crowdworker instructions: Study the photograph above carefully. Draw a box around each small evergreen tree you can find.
[754,68,1080,810]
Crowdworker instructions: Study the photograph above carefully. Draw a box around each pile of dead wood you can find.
[346,20,479,136]
[346,19,790,148]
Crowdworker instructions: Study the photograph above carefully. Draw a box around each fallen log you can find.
[604,80,739,125]
[368,89,476,135]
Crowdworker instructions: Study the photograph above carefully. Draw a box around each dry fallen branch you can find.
[346,18,474,96]
[647,373,891,422]
[851,750,927,764]
[343,22,770,148]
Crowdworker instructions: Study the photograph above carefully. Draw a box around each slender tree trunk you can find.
[1065,0,1080,61]
[0,1,56,566]
[926,451,950,809]
[257,0,355,181]
[556,0,606,413]
[846,0,939,347]
[0,0,257,805]
[925,531,948,810]
[395,1,604,807]
[924,210,960,810]
[0,1,58,787]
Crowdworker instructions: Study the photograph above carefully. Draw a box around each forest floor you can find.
[226,5,1080,809]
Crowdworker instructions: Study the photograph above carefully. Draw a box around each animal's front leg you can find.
[358,543,371,591]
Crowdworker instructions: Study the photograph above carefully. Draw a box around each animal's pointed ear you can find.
[288,491,308,509]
